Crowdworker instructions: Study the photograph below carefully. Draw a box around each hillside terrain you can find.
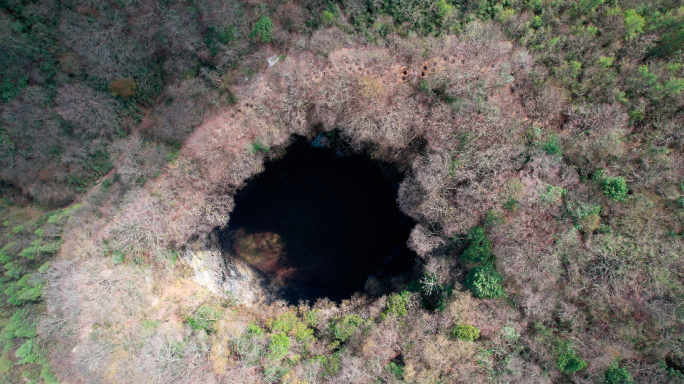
[1,0,684,383]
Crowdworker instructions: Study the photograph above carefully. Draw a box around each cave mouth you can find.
[219,136,416,303]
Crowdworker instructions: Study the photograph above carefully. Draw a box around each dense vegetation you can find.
[0,0,683,382]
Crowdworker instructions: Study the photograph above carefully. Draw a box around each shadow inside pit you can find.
[219,136,416,303]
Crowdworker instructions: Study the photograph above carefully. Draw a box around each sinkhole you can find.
[219,136,416,303]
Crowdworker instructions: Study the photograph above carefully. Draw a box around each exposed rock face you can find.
[182,231,271,305]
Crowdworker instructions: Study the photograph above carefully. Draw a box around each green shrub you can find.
[321,10,335,26]
[557,340,587,374]
[595,171,629,201]
[304,310,319,327]
[19,239,61,260]
[502,197,520,211]
[539,185,567,205]
[461,226,494,267]
[267,312,314,342]
[465,265,505,299]
[501,326,520,342]
[268,333,290,360]
[246,322,263,336]
[3,261,23,280]
[249,140,269,154]
[15,339,43,365]
[40,364,58,384]
[450,324,480,341]
[542,134,562,156]
[436,0,454,18]
[290,321,314,342]
[598,56,615,69]
[624,10,645,40]
[330,314,364,342]
[250,16,274,43]
[322,353,341,377]
[263,364,289,382]
[567,201,601,232]
[46,204,82,226]
[111,252,124,265]
[4,274,44,306]
[186,304,223,330]
[267,312,298,334]
[0,353,13,373]
[387,361,404,378]
[604,363,633,383]
[2,308,37,339]
[383,291,411,319]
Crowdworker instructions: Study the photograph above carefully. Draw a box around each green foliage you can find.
[484,209,505,227]
[436,0,454,18]
[250,16,274,43]
[186,304,223,330]
[166,142,181,164]
[4,274,45,306]
[502,197,520,212]
[47,204,82,226]
[567,201,601,232]
[450,324,480,341]
[320,10,336,26]
[595,170,629,201]
[598,56,614,69]
[539,185,567,205]
[65,151,113,192]
[142,319,161,329]
[556,340,587,374]
[111,251,124,265]
[0,74,28,103]
[604,363,633,383]
[263,364,289,382]
[267,312,314,342]
[567,60,582,79]
[500,326,520,342]
[290,321,314,343]
[2,308,37,339]
[0,353,13,373]
[40,364,58,384]
[214,25,238,44]
[462,226,504,299]
[267,333,290,360]
[303,309,319,328]
[19,239,61,260]
[461,226,494,268]
[542,134,562,156]
[249,140,269,155]
[246,322,263,336]
[267,312,298,334]
[624,10,645,39]
[648,23,684,58]
[465,264,505,299]
[15,339,43,365]
[321,353,341,377]
[382,290,411,319]
[603,176,628,201]
[3,261,23,280]
[387,361,404,378]
[329,314,363,342]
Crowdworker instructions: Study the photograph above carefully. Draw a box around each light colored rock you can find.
[182,231,270,305]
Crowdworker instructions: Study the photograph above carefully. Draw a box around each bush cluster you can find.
[556,341,588,374]
[450,324,480,341]
[461,226,505,299]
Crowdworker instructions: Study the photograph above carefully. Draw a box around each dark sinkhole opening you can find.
[219,136,417,303]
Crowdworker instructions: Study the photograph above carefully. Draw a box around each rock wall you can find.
[182,230,273,305]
